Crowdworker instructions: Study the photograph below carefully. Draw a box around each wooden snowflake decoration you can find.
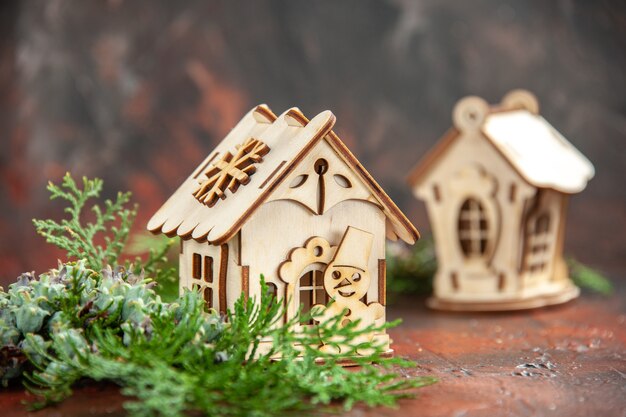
[193,138,270,207]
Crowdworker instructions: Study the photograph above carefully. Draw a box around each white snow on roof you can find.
[483,110,594,193]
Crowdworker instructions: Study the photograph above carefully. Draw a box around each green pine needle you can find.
[0,173,437,416]
[32,173,136,272]
[386,238,437,299]
[567,258,613,295]
[17,272,436,417]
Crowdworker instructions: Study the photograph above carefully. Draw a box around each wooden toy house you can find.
[408,90,594,311]
[148,104,419,353]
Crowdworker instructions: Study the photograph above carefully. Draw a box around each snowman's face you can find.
[324,265,369,302]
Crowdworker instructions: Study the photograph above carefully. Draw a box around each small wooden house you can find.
[148,104,418,354]
[408,90,594,311]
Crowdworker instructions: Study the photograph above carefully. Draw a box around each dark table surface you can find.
[2,275,625,417]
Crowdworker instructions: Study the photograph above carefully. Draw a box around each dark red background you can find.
[0,0,624,287]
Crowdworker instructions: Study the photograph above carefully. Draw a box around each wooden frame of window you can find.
[190,252,215,308]
[525,213,552,273]
[458,198,489,258]
[192,253,202,279]
[298,270,327,325]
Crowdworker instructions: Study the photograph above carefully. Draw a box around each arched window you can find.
[458,198,489,258]
[298,270,327,325]
[525,213,551,273]
[265,282,278,301]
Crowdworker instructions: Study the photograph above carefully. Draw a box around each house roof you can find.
[148,105,419,245]
[483,110,594,193]
[408,90,595,194]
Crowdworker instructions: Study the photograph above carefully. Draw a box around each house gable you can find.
[267,138,377,215]
[408,124,535,207]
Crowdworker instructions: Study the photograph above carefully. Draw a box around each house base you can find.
[426,283,580,312]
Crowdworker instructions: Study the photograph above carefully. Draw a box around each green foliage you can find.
[32,173,178,299]
[386,238,437,300]
[0,261,182,387]
[22,278,435,417]
[32,173,136,271]
[568,258,613,295]
[1,173,436,416]
[127,234,178,302]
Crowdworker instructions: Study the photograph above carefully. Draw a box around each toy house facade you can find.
[408,90,594,311]
[148,105,418,352]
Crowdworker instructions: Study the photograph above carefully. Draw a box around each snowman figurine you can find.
[312,226,384,355]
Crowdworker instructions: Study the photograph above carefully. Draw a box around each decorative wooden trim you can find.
[149,105,420,246]
[253,104,278,123]
[241,265,249,302]
[237,231,242,265]
[378,259,386,306]
[553,194,569,275]
[407,119,539,194]
[501,89,539,114]
[509,183,517,202]
[326,130,419,243]
[432,184,441,202]
[192,253,201,279]
[211,112,337,245]
[203,256,213,283]
[316,171,326,214]
[200,107,416,245]
[451,272,459,290]
[219,243,229,314]
[498,272,506,291]
[278,236,336,285]
[193,138,271,207]
[285,108,309,126]
[259,160,287,189]
[519,192,540,275]
[146,104,283,239]
[193,152,218,179]
[406,93,546,191]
